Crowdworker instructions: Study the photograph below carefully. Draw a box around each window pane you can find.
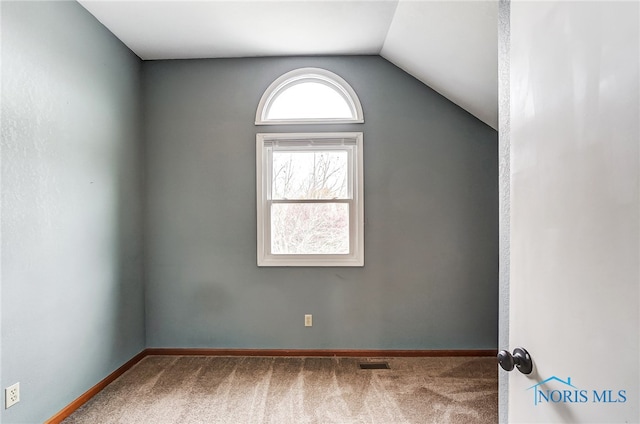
[267,82,354,120]
[271,203,349,255]
[272,151,349,200]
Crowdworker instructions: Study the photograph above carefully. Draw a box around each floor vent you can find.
[359,362,390,370]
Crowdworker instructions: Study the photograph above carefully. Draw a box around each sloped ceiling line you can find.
[78,0,497,129]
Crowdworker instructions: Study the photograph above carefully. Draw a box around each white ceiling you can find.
[78,0,498,129]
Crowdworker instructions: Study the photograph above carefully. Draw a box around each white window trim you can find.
[255,68,365,125]
[256,132,364,267]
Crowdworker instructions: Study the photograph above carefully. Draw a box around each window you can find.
[256,68,364,267]
[256,133,364,266]
[255,68,364,125]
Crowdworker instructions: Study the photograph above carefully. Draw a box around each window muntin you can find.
[255,68,364,125]
[257,133,364,266]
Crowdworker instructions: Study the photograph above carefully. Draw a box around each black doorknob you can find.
[498,350,515,371]
[497,347,533,374]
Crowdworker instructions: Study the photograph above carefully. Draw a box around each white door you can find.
[502,1,639,423]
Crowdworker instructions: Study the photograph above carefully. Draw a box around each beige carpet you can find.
[62,356,497,424]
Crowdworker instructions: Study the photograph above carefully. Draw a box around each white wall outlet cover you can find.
[5,382,20,409]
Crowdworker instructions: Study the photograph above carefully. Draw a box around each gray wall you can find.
[1,2,144,422]
[143,56,498,349]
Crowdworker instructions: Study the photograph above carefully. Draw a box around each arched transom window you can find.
[255,68,364,125]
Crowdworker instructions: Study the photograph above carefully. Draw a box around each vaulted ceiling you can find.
[78,0,498,129]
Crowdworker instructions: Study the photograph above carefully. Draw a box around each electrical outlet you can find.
[305,314,313,327]
[5,383,19,409]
